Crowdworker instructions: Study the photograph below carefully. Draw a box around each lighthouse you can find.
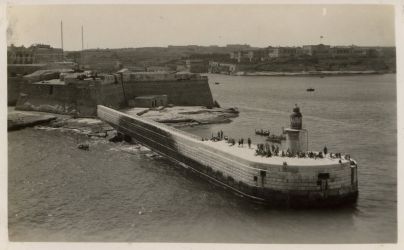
[284,104,308,155]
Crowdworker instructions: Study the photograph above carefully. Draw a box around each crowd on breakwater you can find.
[204,129,352,163]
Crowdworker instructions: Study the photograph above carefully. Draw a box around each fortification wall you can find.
[16,83,86,115]
[7,64,46,76]
[97,105,358,206]
[16,81,126,117]
[8,76,27,105]
[96,83,126,111]
[13,74,214,116]
[123,79,215,107]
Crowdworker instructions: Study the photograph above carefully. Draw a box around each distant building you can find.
[209,61,237,73]
[7,45,34,64]
[267,47,302,58]
[230,50,257,63]
[302,44,331,57]
[331,46,353,57]
[30,44,63,63]
[330,45,384,58]
[185,59,209,73]
[8,43,63,64]
[8,44,78,67]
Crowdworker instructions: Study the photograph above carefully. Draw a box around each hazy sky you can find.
[7,4,395,50]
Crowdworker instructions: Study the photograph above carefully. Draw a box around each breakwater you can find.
[97,105,358,208]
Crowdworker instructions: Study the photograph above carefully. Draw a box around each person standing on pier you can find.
[247,138,251,148]
[323,145,328,155]
[265,143,270,153]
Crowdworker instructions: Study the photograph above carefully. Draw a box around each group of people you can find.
[255,143,280,157]
[208,130,253,148]
[205,130,225,142]
[227,137,252,148]
[204,131,348,162]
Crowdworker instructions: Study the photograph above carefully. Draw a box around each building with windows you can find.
[267,47,302,58]
[30,44,63,63]
[229,50,259,63]
[209,61,238,73]
[302,44,331,57]
[7,45,34,64]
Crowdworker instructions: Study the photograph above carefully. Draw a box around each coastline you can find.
[8,105,239,132]
[225,70,392,77]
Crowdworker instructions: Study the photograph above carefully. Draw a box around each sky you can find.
[6,4,396,50]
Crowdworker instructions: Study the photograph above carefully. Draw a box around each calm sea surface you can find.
[8,74,397,243]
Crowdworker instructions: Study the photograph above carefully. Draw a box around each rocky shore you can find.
[8,105,239,135]
[8,110,58,131]
[8,107,116,138]
[122,106,239,127]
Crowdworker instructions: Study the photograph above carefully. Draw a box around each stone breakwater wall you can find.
[98,105,358,207]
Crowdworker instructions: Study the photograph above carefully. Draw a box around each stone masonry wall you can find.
[16,82,126,117]
[122,79,215,107]
[97,105,358,204]
[8,76,26,105]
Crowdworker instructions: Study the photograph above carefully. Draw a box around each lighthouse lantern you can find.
[283,105,308,155]
[290,105,302,130]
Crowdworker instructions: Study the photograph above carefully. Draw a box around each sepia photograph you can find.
[3,1,400,247]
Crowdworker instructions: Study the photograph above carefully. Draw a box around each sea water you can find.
[8,74,396,243]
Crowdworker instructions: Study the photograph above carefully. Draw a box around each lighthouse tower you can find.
[284,105,308,155]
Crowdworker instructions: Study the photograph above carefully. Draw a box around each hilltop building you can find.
[8,44,63,64]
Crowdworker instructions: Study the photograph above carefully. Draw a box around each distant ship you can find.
[306,88,315,92]
[98,104,359,208]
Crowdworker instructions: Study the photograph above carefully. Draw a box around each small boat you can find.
[306,88,315,92]
[77,143,89,150]
[215,82,220,85]
[255,129,270,136]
